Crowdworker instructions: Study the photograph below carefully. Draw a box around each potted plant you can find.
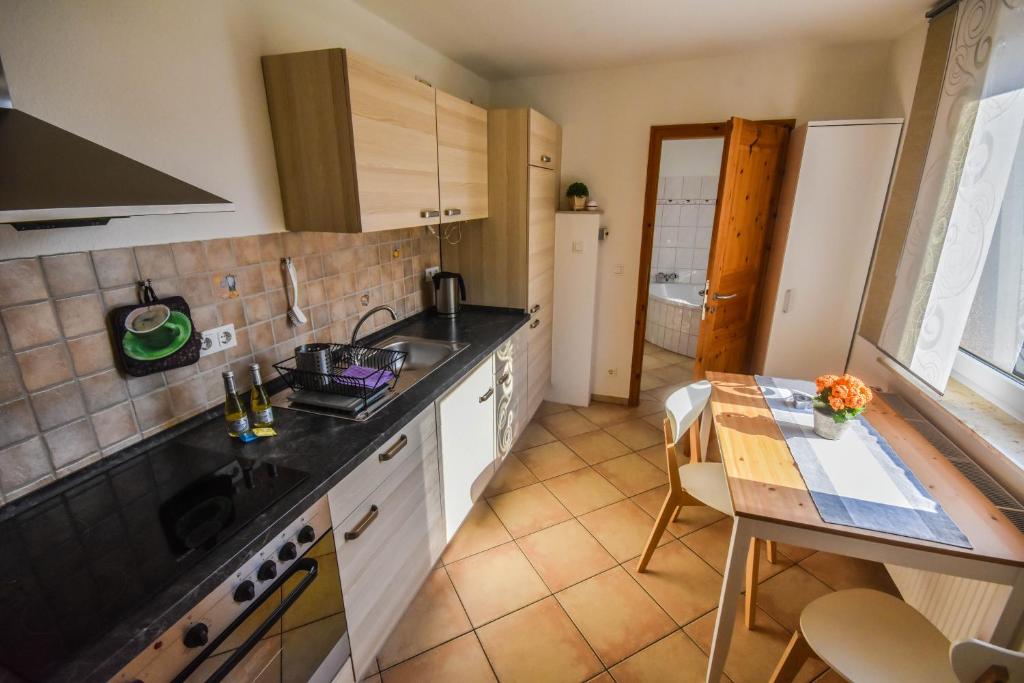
[566,182,589,211]
[812,374,873,439]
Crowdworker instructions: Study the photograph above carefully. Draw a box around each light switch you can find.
[572,240,584,253]
[613,264,624,275]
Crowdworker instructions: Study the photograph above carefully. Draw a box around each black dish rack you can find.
[274,343,407,413]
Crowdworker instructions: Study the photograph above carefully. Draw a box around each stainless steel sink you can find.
[377,336,467,373]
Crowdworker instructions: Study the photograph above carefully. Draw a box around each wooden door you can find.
[436,90,488,223]
[346,52,440,232]
[695,118,791,376]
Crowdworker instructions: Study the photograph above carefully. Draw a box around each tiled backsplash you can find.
[0,228,440,505]
[651,174,717,284]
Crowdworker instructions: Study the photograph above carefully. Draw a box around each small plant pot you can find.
[813,407,850,440]
[570,195,587,211]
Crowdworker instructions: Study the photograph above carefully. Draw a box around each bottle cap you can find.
[250,363,260,371]
[223,370,234,379]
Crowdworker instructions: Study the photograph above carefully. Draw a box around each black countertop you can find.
[0,306,527,682]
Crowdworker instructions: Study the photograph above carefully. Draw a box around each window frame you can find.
[951,348,1024,423]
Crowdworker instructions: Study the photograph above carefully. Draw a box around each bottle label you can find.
[229,416,250,434]
[253,408,273,425]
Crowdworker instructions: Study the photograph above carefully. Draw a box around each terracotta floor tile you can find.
[517,519,617,592]
[376,568,471,669]
[537,400,574,417]
[484,454,538,496]
[810,669,845,682]
[632,486,726,537]
[657,364,695,384]
[680,520,792,581]
[579,499,675,564]
[609,630,720,683]
[476,596,603,683]
[542,467,624,516]
[379,633,496,683]
[593,453,667,496]
[637,443,669,472]
[539,410,600,439]
[517,441,588,480]
[643,412,665,428]
[756,566,833,632]
[799,551,899,594]
[574,401,639,427]
[442,500,513,564]
[625,540,723,625]
[684,600,827,683]
[361,675,381,683]
[513,421,557,451]
[487,483,572,538]
[776,543,816,563]
[644,381,692,404]
[556,566,675,667]
[562,430,632,464]
[605,419,664,450]
[641,370,671,391]
[446,542,550,627]
[642,354,672,370]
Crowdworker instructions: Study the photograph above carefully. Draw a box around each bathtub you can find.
[646,282,703,357]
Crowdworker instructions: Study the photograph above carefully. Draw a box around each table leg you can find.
[706,517,752,683]
[991,568,1024,647]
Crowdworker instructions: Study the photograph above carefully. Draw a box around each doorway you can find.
[628,119,793,405]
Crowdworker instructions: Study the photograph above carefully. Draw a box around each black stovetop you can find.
[0,434,307,682]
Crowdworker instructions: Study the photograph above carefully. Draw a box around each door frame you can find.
[627,119,794,405]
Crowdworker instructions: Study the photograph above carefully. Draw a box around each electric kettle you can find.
[433,271,466,317]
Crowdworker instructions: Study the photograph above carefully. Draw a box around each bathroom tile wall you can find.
[0,228,440,504]
[650,175,717,284]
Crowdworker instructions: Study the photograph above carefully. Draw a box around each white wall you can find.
[659,138,725,177]
[491,40,915,397]
[0,0,490,259]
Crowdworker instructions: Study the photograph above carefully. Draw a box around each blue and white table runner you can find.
[755,376,971,549]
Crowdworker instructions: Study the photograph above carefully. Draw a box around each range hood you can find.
[0,55,233,230]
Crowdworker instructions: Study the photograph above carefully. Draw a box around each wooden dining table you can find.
[703,372,1024,683]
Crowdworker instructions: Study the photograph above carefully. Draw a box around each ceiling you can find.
[355,0,931,80]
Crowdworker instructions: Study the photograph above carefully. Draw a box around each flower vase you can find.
[813,407,850,440]
[570,195,587,211]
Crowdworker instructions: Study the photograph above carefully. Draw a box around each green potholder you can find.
[122,311,193,361]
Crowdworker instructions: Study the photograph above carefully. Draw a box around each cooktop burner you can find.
[0,433,307,682]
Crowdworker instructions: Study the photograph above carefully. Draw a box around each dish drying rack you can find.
[273,344,407,413]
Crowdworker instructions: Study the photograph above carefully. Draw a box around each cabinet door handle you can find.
[498,372,510,386]
[420,209,440,218]
[378,434,407,462]
[530,319,540,329]
[713,292,737,301]
[529,304,541,314]
[540,154,552,163]
[344,505,379,541]
[479,387,494,403]
[443,208,462,217]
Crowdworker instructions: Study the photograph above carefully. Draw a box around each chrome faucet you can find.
[350,305,397,345]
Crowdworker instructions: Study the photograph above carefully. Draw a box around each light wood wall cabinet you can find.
[441,108,561,420]
[262,49,487,233]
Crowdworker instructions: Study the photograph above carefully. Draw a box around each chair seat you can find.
[678,462,733,516]
[801,589,957,683]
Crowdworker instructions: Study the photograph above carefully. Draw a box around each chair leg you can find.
[636,490,679,573]
[745,537,760,628]
[766,540,778,564]
[769,630,812,683]
[671,504,682,522]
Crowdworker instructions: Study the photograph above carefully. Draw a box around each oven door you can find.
[174,532,348,683]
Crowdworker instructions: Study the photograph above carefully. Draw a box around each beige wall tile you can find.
[91,248,138,288]
[67,332,115,376]
[134,244,177,280]
[2,301,61,350]
[0,354,25,403]
[203,239,237,269]
[41,252,98,297]
[169,376,207,415]
[172,241,208,275]
[0,436,53,495]
[55,293,106,338]
[43,418,98,469]
[0,258,48,307]
[233,236,261,266]
[133,388,174,431]
[244,293,271,324]
[0,398,39,448]
[218,298,246,329]
[29,381,86,431]
[91,401,139,448]
[15,343,73,392]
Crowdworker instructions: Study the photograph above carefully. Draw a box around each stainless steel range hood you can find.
[0,55,234,230]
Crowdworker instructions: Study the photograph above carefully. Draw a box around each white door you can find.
[437,355,496,540]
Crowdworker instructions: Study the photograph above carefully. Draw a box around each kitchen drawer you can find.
[335,434,444,679]
[327,404,435,525]
[528,110,560,169]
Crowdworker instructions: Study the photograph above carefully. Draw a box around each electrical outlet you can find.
[607,368,617,376]
[199,323,237,357]
[424,266,440,282]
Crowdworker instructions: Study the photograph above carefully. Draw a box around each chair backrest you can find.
[664,380,713,445]
[951,639,1024,682]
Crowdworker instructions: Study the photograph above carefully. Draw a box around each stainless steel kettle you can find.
[433,271,466,317]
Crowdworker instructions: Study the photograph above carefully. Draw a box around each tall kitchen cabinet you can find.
[752,119,902,379]
[442,108,562,423]
[262,49,487,233]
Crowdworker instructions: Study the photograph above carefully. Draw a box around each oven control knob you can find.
[257,560,277,582]
[233,580,256,603]
[278,542,297,562]
[297,525,316,544]
[184,623,209,648]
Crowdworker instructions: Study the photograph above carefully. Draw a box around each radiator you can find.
[887,565,1010,642]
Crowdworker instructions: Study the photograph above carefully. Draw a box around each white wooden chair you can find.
[770,588,1024,683]
[635,380,778,628]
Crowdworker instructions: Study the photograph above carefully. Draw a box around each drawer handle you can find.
[378,434,408,462]
[530,319,540,329]
[344,505,379,541]
[529,304,541,314]
[479,387,494,403]
[443,208,462,217]
[540,154,552,163]
[420,209,440,218]
[498,372,510,386]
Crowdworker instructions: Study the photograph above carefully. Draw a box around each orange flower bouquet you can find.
[812,374,873,439]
